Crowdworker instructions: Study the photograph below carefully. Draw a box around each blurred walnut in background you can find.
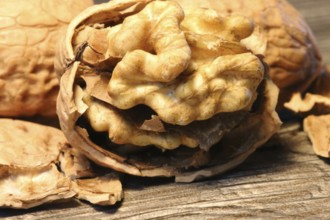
[0,0,93,117]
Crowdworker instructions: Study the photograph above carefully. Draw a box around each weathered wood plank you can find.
[1,1,330,219]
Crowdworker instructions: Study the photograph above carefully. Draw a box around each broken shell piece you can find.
[284,67,330,158]
[0,119,73,209]
[0,119,64,168]
[72,173,123,206]
[0,119,122,209]
[0,165,74,209]
[284,92,330,116]
[56,0,281,182]
[285,99,330,158]
[59,145,94,179]
[304,115,330,158]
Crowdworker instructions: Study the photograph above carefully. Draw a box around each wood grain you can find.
[1,122,329,219]
[1,0,330,219]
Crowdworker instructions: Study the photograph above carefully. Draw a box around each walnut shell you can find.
[56,0,281,182]
[303,115,330,158]
[0,0,93,117]
[175,0,323,108]
[0,119,122,209]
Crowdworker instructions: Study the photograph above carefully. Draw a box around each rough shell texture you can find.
[175,0,323,108]
[56,0,281,182]
[0,119,122,209]
[0,0,93,117]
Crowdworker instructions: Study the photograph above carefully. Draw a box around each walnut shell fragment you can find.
[284,67,330,158]
[0,119,122,209]
[72,173,123,206]
[56,0,281,182]
[175,0,323,108]
[284,92,330,116]
[0,0,93,117]
[304,115,330,158]
[284,66,330,115]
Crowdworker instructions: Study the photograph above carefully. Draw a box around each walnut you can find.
[0,0,93,117]
[56,0,281,182]
[175,0,323,108]
[175,0,330,159]
[0,119,122,209]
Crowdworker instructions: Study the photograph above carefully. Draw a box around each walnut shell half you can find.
[0,0,93,117]
[56,0,281,182]
[0,119,122,209]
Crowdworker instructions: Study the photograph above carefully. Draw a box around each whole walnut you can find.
[175,0,323,108]
[56,0,281,182]
[0,0,93,117]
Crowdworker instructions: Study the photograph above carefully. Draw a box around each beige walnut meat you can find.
[0,119,123,209]
[56,0,281,182]
[0,0,93,117]
[175,0,323,108]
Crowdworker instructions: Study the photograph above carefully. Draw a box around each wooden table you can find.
[1,0,330,219]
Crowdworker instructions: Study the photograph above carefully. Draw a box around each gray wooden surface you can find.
[1,1,330,219]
